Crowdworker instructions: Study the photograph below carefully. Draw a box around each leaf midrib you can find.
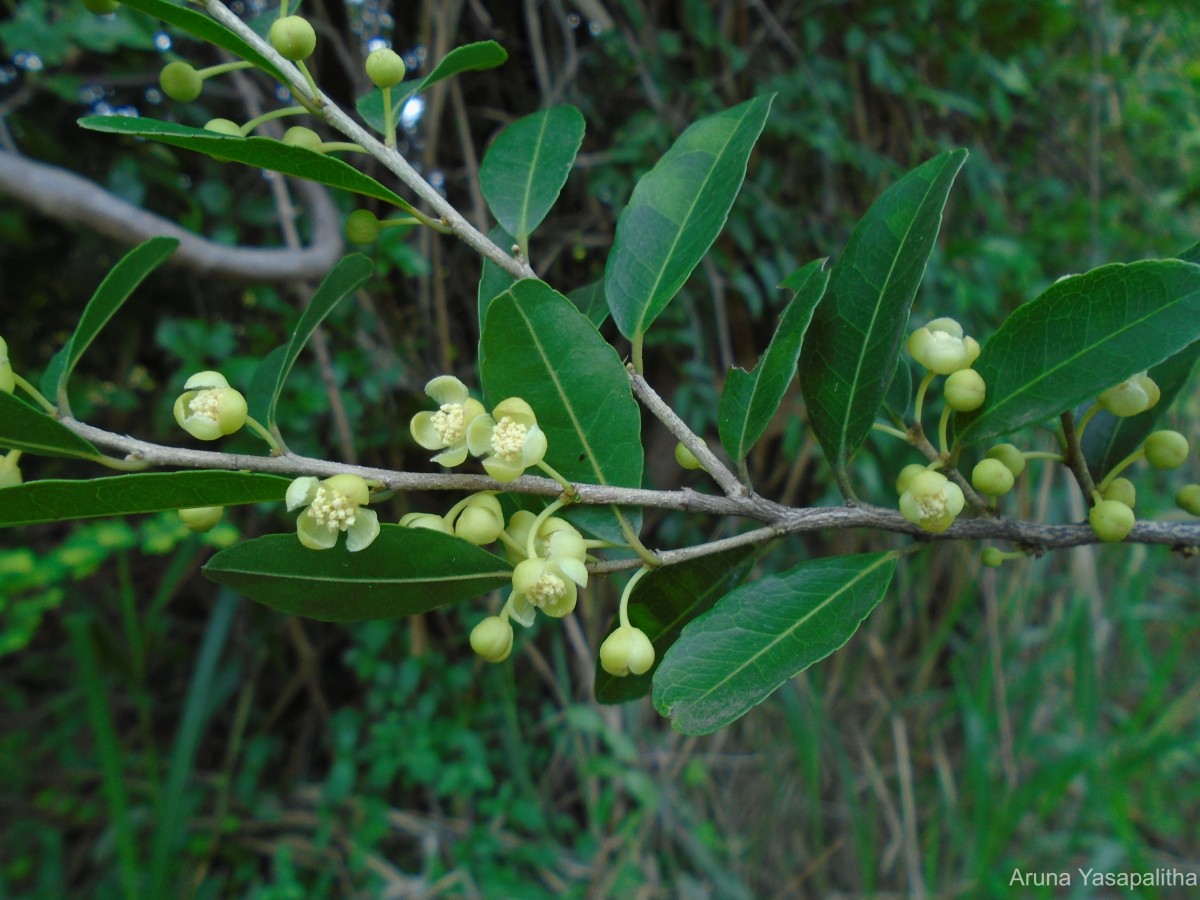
[514,110,552,241]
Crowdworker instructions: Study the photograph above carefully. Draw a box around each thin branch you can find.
[1060,410,1097,503]
[202,0,536,283]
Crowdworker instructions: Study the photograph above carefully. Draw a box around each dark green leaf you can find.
[479,105,585,251]
[882,356,914,424]
[956,261,1200,445]
[605,95,774,341]
[357,41,508,134]
[1083,341,1200,477]
[595,546,760,704]
[0,471,290,526]
[79,117,418,213]
[204,526,512,621]
[798,149,967,493]
[0,392,100,460]
[718,259,828,462]
[566,280,609,328]
[248,255,374,429]
[1176,241,1200,265]
[47,237,178,412]
[652,552,896,735]
[116,0,287,82]
[480,279,643,542]
[477,225,518,336]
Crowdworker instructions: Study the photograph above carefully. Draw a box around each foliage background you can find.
[1,0,1199,895]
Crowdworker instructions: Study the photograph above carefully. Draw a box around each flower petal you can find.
[508,591,537,627]
[431,443,469,467]
[297,510,338,549]
[345,508,380,552]
[520,426,548,467]
[483,456,524,482]
[425,375,469,406]
[286,476,321,511]
[182,414,224,441]
[557,556,589,588]
[466,415,496,457]
[410,411,445,450]
[541,579,577,618]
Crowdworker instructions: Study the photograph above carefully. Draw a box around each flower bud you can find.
[599,625,656,677]
[986,443,1026,478]
[1098,372,1160,417]
[345,209,381,243]
[1089,498,1135,543]
[282,126,323,152]
[1176,484,1200,516]
[944,368,986,412]
[981,547,1005,568]
[399,511,452,534]
[470,616,514,663]
[455,494,504,546]
[895,463,928,496]
[178,505,224,532]
[674,442,703,470]
[906,317,980,375]
[173,372,248,441]
[203,118,243,136]
[269,15,317,61]
[1101,477,1136,509]
[971,458,1014,497]
[365,47,406,89]
[1144,430,1189,470]
[0,336,14,394]
[159,61,203,102]
[83,0,121,14]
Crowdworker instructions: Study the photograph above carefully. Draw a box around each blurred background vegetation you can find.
[1,0,1199,895]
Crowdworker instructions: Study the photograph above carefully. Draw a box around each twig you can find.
[1060,410,1097,503]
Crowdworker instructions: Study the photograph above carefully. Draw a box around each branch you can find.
[58,418,1200,559]
[0,150,343,283]
[202,0,537,283]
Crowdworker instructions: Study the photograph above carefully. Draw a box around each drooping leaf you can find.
[357,41,508,134]
[479,105,586,252]
[566,280,609,328]
[203,526,512,621]
[116,0,288,82]
[79,117,419,214]
[798,149,967,494]
[41,237,178,412]
[594,546,760,705]
[605,95,774,342]
[0,392,100,460]
[0,471,290,526]
[956,261,1200,445]
[652,552,897,735]
[480,279,643,542]
[247,255,374,429]
[718,259,829,462]
[1082,340,1200,478]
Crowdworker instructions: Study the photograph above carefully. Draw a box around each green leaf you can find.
[45,237,178,412]
[479,106,586,252]
[882,356,914,424]
[566,280,609,328]
[594,546,759,705]
[0,392,100,460]
[477,225,518,335]
[480,279,643,542]
[605,95,774,341]
[78,117,418,213]
[652,552,897,735]
[203,526,512,621]
[718,259,828,462]
[0,471,290,526]
[798,149,967,493]
[357,41,508,134]
[115,0,288,82]
[248,255,374,429]
[1082,341,1200,477]
[956,260,1200,445]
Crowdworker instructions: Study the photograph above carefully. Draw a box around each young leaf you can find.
[357,41,509,134]
[248,254,374,429]
[798,149,967,494]
[652,552,897,735]
[955,260,1200,445]
[78,118,419,214]
[479,106,586,253]
[605,95,774,343]
[594,546,760,705]
[203,526,512,621]
[480,279,643,542]
[1082,340,1200,477]
[718,259,829,462]
[0,392,100,460]
[0,471,290,526]
[117,0,288,83]
[41,237,178,412]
